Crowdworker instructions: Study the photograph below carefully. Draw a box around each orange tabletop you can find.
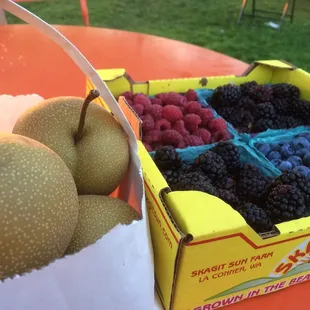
[0,24,248,99]
[1,24,308,310]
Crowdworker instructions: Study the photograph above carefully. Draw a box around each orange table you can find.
[0,25,248,98]
[1,24,308,309]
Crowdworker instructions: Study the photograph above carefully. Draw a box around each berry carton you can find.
[86,69,239,152]
[137,138,310,310]
[249,126,310,178]
[197,85,310,138]
[194,64,310,139]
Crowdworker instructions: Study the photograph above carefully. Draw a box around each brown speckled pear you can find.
[65,195,140,255]
[13,90,130,195]
[0,133,79,281]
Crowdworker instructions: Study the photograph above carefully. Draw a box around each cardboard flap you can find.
[118,97,142,140]
[254,60,296,69]
[240,60,296,78]
[96,68,126,81]
[164,191,247,239]
[138,141,170,194]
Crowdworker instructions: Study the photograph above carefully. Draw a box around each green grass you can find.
[7,0,310,71]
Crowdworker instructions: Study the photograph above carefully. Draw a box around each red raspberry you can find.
[162,105,183,123]
[185,89,197,102]
[193,128,211,144]
[161,130,183,147]
[211,130,232,143]
[143,142,152,152]
[144,102,153,115]
[142,114,155,132]
[126,99,133,106]
[155,119,171,131]
[143,129,161,145]
[132,104,144,116]
[208,118,227,133]
[150,104,163,120]
[177,141,186,149]
[163,92,183,106]
[150,143,159,150]
[173,120,189,136]
[185,101,201,114]
[120,91,134,101]
[183,135,204,146]
[179,97,188,109]
[181,101,190,113]
[151,98,163,106]
[199,108,214,126]
[133,93,152,107]
[155,93,168,103]
[143,134,152,145]
[183,114,202,133]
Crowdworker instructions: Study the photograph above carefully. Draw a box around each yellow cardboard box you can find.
[87,60,310,310]
[138,141,310,310]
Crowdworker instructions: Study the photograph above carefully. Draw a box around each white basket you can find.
[0,1,155,309]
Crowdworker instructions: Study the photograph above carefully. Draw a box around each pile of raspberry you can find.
[119,90,232,152]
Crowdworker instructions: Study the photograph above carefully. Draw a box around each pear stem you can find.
[75,89,100,144]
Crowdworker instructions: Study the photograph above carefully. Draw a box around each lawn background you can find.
[6,0,310,70]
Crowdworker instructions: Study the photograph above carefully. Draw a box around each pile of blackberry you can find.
[153,144,310,233]
[209,82,310,133]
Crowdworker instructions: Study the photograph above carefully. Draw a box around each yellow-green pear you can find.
[65,195,140,255]
[0,133,79,280]
[13,90,130,195]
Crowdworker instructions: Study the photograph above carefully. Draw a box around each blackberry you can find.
[237,174,273,204]
[271,115,282,129]
[272,83,300,101]
[249,84,273,103]
[218,84,242,105]
[217,107,254,132]
[174,171,211,191]
[274,115,303,129]
[216,107,241,127]
[271,98,291,115]
[194,151,227,182]
[239,203,273,233]
[216,177,236,192]
[238,110,255,133]
[255,102,276,120]
[268,170,310,201]
[217,189,240,209]
[292,100,310,120]
[252,119,275,133]
[161,163,190,190]
[162,169,182,189]
[238,163,261,179]
[154,146,181,170]
[191,182,219,196]
[237,96,256,110]
[179,162,191,172]
[210,84,242,108]
[211,142,241,173]
[266,185,307,224]
[240,81,258,96]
